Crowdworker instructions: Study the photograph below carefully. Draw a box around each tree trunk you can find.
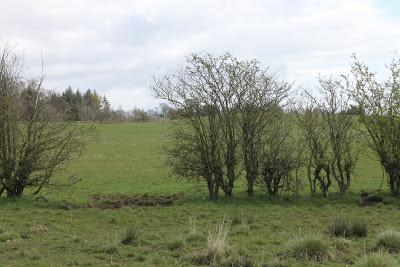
[6,184,24,198]
[207,179,215,199]
[247,177,254,197]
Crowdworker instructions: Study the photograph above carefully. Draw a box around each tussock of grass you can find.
[332,238,351,255]
[0,231,16,242]
[328,218,349,237]
[167,238,185,251]
[191,219,230,266]
[260,259,288,267]
[121,226,139,245]
[185,218,204,243]
[351,220,368,237]
[104,244,119,255]
[18,249,41,260]
[354,252,397,267]
[20,230,31,239]
[286,234,330,262]
[373,229,400,253]
[328,218,367,238]
[30,224,48,234]
[223,249,253,267]
[231,213,256,226]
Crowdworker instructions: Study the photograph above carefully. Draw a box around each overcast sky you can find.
[1,0,399,110]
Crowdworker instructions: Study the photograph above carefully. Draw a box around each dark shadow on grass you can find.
[180,189,400,209]
[0,187,397,211]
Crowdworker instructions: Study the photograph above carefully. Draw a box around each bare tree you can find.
[297,76,358,197]
[236,67,291,196]
[152,53,260,198]
[0,44,87,197]
[320,77,358,194]
[349,55,400,195]
[261,115,303,197]
[297,102,332,197]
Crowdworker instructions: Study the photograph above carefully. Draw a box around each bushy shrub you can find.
[373,229,400,253]
[354,252,397,267]
[286,234,330,261]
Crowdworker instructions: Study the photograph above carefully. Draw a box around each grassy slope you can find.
[0,121,399,266]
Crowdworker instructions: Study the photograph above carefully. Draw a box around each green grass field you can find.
[0,121,399,267]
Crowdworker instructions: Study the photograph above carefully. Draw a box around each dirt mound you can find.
[86,193,184,209]
[359,191,384,206]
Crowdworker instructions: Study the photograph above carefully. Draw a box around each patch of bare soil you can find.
[86,193,184,209]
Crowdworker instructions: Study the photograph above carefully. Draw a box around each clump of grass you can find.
[223,249,253,267]
[186,218,204,243]
[167,238,185,251]
[260,259,288,267]
[20,230,31,239]
[328,218,349,237]
[104,244,119,255]
[232,222,251,236]
[0,231,16,242]
[191,219,230,266]
[30,224,48,234]
[286,233,330,262]
[231,213,256,236]
[231,213,256,227]
[373,229,400,253]
[351,220,368,237]
[121,226,139,245]
[328,218,367,238]
[18,249,41,260]
[332,238,351,255]
[135,255,146,262]
[354,252,398,267]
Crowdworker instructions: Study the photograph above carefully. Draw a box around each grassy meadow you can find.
[0,121,399,266]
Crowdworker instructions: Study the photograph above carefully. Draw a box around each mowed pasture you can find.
[0,121,399,267]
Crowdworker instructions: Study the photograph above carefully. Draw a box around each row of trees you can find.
[153,53,400,198]
[48,87,163,122]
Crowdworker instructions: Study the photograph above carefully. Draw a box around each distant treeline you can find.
[47,87,164,122]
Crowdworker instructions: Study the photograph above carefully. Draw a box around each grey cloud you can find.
[1,0,399,110]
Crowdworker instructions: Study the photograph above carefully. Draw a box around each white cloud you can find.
[0,0,399,110]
